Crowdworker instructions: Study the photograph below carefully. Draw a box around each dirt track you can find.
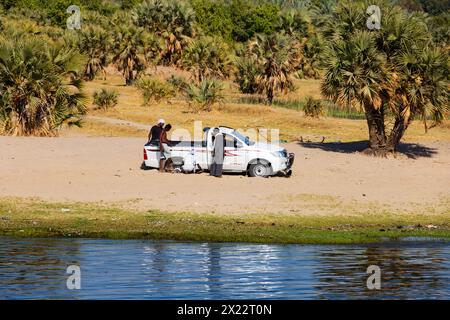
[1,136,449,215]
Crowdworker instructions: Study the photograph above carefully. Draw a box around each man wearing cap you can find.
[148,119,165,145]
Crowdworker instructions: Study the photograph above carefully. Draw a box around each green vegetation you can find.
[303,96,324,118]
[185,78,225,112]
[93,89,119,110]
[133,0,195,65]
[321,0,449,155]
[166,74,189,92]
[0,0,448,144]
[181,36,232,82]
[137,78,174,104]
[76,26,110,80]
[0,198,448,244]
[0,37,86,136]
[235,56,260,94]
[245,32,301,104]
[112,24,147,85]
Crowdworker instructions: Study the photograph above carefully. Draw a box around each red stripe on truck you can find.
[143,148,148,160]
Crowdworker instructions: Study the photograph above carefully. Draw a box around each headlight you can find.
[271,150,286,158]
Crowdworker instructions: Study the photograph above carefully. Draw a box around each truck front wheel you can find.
[248,162,271,177]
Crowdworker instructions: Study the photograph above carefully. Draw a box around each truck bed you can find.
[145,141,206,148]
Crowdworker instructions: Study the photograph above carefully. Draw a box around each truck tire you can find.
[248,162,271,177]
[140,161,151,170]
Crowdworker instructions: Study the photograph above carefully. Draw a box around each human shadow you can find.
[298,140,438,159]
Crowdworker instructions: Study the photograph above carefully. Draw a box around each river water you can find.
[0,237,448,299]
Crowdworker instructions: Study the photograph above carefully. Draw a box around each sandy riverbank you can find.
[1,136,449,216]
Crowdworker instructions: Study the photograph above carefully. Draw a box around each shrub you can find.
[303,97,323,118]
[92,89,118,110]
[46,0,73,28]
[137,78,174,104]
[166,75,188,92]
[185,78,224,112]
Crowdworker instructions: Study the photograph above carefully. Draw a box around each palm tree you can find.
[234,55,260,94]
[133,0,195,65]
[112,25,147,85]
[248,32,301,104]
[296,33,323,79]
[0,38,86,136]
[322,31,389,152]
[389,46,449,147]
[77,26,110,81]
[181,37,231,82]
[276,8,311,38]
[321,1,449,155]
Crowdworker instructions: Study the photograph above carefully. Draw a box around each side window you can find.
[223,134,236,148]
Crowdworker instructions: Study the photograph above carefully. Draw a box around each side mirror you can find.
[235,141,243,148]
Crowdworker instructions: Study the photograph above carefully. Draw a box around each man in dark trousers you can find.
[210,128,225,178]
[147,119,165,144]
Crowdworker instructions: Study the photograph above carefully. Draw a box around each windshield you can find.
[233,130,255,146]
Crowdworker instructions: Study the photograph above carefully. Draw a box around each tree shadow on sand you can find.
[298,140,438,159]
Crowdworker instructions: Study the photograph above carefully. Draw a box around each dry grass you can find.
[60,74,450,143]
[62,119,147,137]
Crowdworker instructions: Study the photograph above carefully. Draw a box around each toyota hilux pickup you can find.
[142,126,294,177]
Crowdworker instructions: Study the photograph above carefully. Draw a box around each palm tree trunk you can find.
[387,117,411,152]
[364,105,387,156]
[266,87,274,105]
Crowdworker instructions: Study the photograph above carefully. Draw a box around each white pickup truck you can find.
[142,126,294,177]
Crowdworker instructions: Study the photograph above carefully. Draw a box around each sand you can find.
[1,136,449,215]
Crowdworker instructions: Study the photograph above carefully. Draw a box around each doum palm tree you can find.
[181,37,231,83]
[248,32,301,104]
[77,26,110,81]
[0,38,86,136]
[112,25,147,85]
[321,1,448,155]
[133,0,195,65]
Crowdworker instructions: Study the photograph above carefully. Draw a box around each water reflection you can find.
[314,245,449,299]
[0,237,448,299]
[0,238,83,299]
[206,244,221,298]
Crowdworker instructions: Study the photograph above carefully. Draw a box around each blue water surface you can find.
[0,237,448,299]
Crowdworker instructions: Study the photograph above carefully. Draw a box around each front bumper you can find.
[286,153,295,170]
[272,153,295,177]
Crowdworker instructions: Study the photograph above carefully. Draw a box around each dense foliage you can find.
[0,0,448,142]
[321,0,449,154]
[0,38,86,135]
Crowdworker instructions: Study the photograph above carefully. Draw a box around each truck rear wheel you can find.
[248,162,271,177]
[140,161,151,170]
